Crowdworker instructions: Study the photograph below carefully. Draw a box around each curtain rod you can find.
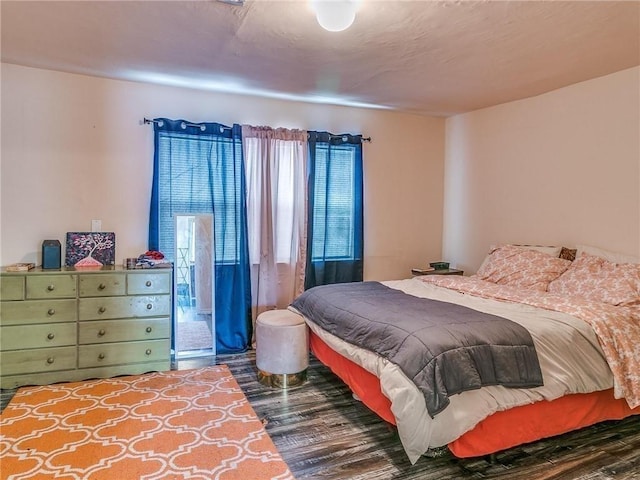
[142,118,232,131]
[142,118,371,142]
[327,134,371,143]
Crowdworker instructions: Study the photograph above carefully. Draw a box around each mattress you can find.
[292,277,620,463]
[310,328,638,458]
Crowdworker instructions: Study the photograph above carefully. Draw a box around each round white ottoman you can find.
[256,309,309,388]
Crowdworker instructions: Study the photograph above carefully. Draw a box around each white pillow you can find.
[576,244,639,264]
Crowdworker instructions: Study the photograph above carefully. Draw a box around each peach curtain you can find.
[242,125,308,332]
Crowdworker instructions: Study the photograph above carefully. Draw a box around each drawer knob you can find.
[98,329,106,336]
[46,357,55,364]
[145,349,152,355]
[47,308,56,316]
[145,281,152,287]
[98,306,106,314]
[146,304,153,310]
[47,284,55,292]
[98,353,105,360]
[146,326,152,333]
[47,333,55,340]
[98,283,106,290]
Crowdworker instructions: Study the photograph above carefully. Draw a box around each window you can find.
[155,131,244,264]
[305,131,364,289]
[310,144,358,261]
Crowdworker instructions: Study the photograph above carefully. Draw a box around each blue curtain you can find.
[304,131,364,289]
[149,118,252,353]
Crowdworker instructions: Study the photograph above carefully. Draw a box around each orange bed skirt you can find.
[310,331,639,458]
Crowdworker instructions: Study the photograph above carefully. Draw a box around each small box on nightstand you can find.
[411,267,463,276]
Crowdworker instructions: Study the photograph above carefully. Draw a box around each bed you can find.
[290,244,640,464]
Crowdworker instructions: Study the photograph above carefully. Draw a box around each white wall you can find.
[0,63,445,280]
[443,66,640,273]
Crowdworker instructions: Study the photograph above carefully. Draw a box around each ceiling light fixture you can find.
[312,1,359,32]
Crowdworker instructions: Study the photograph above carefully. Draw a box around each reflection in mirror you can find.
[174,214,216,357]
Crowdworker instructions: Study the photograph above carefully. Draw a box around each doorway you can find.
[174,214,216,357]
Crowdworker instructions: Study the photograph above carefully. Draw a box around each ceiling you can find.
[2,0,639,116]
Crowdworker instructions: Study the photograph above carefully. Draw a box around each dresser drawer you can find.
[79,339,169,368]
[1,276,25,300]
[26,275,77,299]
[1,323,76,350]
[127,272,171,295]
[79,317,170,344]
[0,299,77,326]
[79,295,170,320]
[0,346,77,375]
[79,274,125,297]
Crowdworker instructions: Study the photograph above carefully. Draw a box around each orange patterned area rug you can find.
[0,366,295,480]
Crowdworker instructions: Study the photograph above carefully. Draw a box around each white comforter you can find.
[301,278,613,464]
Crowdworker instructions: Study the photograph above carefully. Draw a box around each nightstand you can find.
[411,268,464,276]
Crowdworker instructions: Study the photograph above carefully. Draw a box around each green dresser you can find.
[0,266,172,388]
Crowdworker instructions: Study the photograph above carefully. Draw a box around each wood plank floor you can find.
[2,351,639,479]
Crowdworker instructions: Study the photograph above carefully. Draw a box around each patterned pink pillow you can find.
[475,245,572,291]
[548,252,640,306]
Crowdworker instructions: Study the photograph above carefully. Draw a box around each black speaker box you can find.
[42,239,62,269]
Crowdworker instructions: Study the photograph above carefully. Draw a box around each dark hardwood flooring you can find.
[2,351,639,479]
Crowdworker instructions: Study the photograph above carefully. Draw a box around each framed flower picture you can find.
[65,232,116,267]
